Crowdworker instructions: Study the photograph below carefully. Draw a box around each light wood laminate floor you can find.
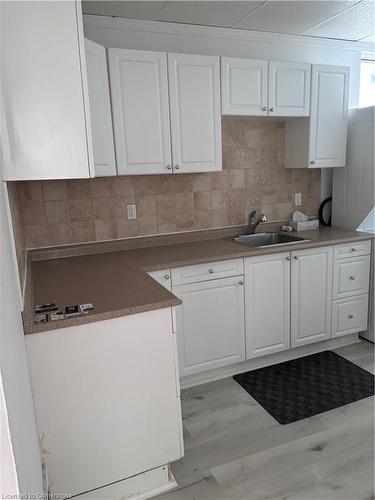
[161,340,374,500]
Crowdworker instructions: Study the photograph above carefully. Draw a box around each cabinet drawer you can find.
[332,294,368,337]
[171,258,243,285]
[334,240,371,260]
[332,256,370,299]
[147,269,172,291]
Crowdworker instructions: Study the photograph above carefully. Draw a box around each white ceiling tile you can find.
[82,1,166,20]
[305,1,375,41]
[156,1,264,27]
[236,1,362,34]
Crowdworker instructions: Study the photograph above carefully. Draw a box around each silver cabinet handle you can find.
[348,314,354,319]
[209,269,214,274]
[262,106,267,111]
[269,107,274,112]
[166,164,172,170]
[349,275,355,280]
[174,164,180,170]
[239,280,244,285]
[164,274,170,280]
[286,256,291,261]
[310,160,316,165]
[351,248,357,252]
[293,256,299,260]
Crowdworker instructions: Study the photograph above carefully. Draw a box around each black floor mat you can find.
[233,350,374,425]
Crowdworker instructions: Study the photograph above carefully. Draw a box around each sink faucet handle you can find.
[259,213,268,223]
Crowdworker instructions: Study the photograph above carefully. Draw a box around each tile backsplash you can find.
[12,117,321,248]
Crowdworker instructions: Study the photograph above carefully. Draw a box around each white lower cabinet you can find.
[332,294,369,338]
[244,253,290,358]
[291,246,333,347]
[173,276,245,376]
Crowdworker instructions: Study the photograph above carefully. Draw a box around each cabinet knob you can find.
[164,274,170,280]
[286,256,291,261]
[269,107,274,112]
[209,269,214,274]
[351,248,357,252]
[239,280,244,285]
[349,275,355,280]
[310,160,316,165]
[348,314,354,319]
[166,164,172,170]
[174,164,180,170]
[262,106,267,111]
[293,256,299,260]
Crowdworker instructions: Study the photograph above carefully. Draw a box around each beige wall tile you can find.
[48,223,72,245]
[43,180,67,201]
[94,219,117,240]
[24,225,49,248]
[71,222,95,243]
[46,201,70,224]
[137,194,156,217]
[12,118,321,246]
[69,199,93,222]
[176,192,193,213]
[67,179,91,199]
[138,216,157,236]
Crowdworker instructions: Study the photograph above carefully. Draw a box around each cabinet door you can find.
[309,65,350,168]
[221,57,268,116]
[1,0,91,180]
[168,53,222,173]
[291,246,333,347]
[108,49,172,175]
[147,269,172,292]
[85,39,116,177]
[245,253,290,358]
[268,61,311,117]
[174,276,245,376]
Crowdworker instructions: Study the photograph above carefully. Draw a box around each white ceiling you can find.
[82,0,375,43]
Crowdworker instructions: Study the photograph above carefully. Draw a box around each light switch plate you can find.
[294,193,302,206]
[127,204,137,220]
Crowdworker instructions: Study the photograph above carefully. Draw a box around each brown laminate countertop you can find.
[24,226,373,335]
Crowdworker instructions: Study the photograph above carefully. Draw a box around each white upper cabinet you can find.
[221,58,268,116]
[168,53,222,174]
[221,58,310,117]
[108,49,172,175]
[84,39,116,177]
[291,246,333,347]
[285,64,350,169]
[309,65,350,168]
[245,253,291,359]
[268,61,311,117]
[1,0,92,180]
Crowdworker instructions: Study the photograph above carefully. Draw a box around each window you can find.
[359,58,375,108]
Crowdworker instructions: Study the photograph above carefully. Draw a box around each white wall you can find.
[0,180,43,495]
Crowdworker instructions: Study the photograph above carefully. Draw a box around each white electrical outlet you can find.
[127,204,137,220]
[294,193,302,206]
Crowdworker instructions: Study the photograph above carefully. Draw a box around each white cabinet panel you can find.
[85,38,116,177]
[174,276,245,376]
[291,246,333,347]
[147,269,172,291]
[268,61,310,117]
[171,258,243,285]
[334,240,372,260]
[1,0,91,180]
[332,256,370,299]
[109,49,172,175]
[221,57,268,116]
[332,294,369,338]
[168,53,222,173]
[26,310,182,497]
[245,253,290,358]
[309,65,350,168]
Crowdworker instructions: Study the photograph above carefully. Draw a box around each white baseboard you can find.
[181,333,360,389]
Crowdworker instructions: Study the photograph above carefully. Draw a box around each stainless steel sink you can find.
[233,232,308,248]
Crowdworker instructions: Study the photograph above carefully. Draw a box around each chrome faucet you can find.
[248,210,268,234]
